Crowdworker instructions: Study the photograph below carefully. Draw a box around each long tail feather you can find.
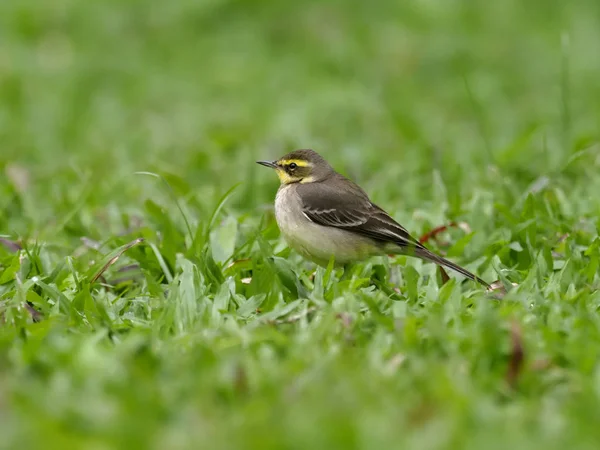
[415,248,491,289]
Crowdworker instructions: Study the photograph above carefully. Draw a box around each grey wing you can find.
[297,178,425,251]
[302,202,369,228]
[359,204,424,250]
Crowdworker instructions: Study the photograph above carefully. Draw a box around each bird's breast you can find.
[274,185,379,265]
[274,185,302,235]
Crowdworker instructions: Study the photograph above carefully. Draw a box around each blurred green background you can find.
[1,0,600,448]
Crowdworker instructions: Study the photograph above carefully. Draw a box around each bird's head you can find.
[257,149,334,185]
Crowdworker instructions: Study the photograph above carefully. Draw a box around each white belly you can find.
[274,185,378,266]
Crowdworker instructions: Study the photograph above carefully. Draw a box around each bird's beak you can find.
[256,160,278,169]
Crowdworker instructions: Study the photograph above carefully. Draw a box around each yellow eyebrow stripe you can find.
[278,159,310,167]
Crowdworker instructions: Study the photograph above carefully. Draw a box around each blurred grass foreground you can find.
[1,0,600,449]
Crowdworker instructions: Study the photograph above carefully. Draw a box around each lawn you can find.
[1,0,600,448]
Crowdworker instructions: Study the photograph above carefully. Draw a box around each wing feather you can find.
[297,175,425,251]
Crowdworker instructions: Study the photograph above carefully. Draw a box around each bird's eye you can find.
[289,163,297,170]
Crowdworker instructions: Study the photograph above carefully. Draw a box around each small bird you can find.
[257,149,490,288]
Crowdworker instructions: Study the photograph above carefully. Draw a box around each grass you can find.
[1,0,600,448]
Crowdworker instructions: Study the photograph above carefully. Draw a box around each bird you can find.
[257,149,490,288]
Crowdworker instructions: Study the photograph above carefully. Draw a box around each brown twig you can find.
[335,312,353,329]
[233,363,249,395]
[438,266,450,285]
[91,238,145,285]
[25,302,42,323]
[418,221,472,244]
[506,320,525,389]
[0,238,22,253]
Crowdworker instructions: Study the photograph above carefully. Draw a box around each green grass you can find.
[1,0,600,448]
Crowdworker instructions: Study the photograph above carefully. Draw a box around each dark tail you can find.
[416,248,491,289]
